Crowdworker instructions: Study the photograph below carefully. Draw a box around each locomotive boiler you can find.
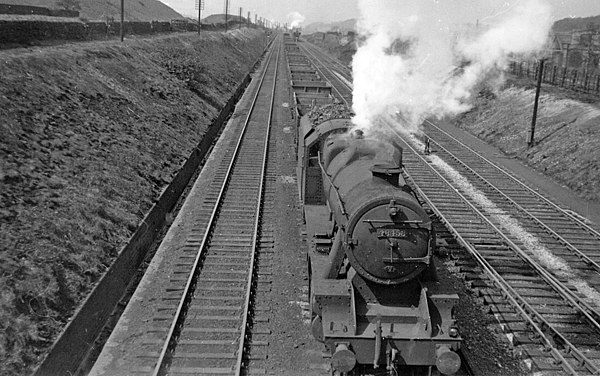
[298,117,462,375]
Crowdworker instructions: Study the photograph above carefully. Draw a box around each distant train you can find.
[298,117,462,375]
[292,28,301,41]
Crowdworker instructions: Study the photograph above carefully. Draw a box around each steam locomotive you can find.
[298,117,462,375]
[292,28,301,42]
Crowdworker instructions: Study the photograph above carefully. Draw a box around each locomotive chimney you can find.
[352,129,365,139]
[370,164,402,187]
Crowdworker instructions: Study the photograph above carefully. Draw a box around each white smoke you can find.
[351,0,553,135]
[287,11,306,28]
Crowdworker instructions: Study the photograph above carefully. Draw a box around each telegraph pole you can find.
[247,11,250,28]
[239,7,242,29]
[224,0,229,31]
[120,0,124,41]
[529,59,545,147]
[196,0,203,33]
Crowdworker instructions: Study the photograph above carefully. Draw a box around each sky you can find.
[160,0,600,26]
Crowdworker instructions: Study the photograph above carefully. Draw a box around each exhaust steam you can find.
[287,11,306,28]
[351,0,553,135]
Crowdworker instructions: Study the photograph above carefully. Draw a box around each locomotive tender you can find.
[298,116,462,375]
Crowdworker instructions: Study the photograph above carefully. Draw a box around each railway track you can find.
[301,41,600,374]
[84,36,284,376]
[421,120,600,275]
[146,37,281,376]
[299,40,352,81]
[401,122,600,373]
[395,132,600,374]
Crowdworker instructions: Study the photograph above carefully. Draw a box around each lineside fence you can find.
[509,60,600,94]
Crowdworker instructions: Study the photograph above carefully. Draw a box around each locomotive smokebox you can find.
[321,135,432,285]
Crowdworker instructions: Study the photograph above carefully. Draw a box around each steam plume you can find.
[351,0,553,135]
[287,11,306,28]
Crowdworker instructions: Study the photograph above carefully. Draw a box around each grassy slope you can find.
[0,29,265,375]
[202,14,247,25]
[452,80,600,202]
[302,19,356,34]
[553,15,600,32]
[0,0,184,20]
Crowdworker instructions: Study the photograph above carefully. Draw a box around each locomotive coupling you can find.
[435,345,461,375]
[331,343,356,373]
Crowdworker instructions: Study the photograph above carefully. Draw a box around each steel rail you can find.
[422,128,600,320]
[302,42,353,80]
[403,163,581,375]
[312,44,352,83]
[394,128,600,375]
[428,131,600,273]
[151,36,280,376]
[298,43,351,106]
[424,119,600,239]
[234,37,281,375]
[309,46,353,94]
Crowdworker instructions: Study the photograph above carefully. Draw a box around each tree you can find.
[55,0,81,12]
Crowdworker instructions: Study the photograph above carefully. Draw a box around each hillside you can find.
[301,15,600,35]
[552,15,600,32]
[302,18,356,34]
[202,13,245,25]
[302,15,600,35]
[452,78,600,204]
[0,0,183,20]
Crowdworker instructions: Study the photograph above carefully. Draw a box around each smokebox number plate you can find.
[377,229,407,238]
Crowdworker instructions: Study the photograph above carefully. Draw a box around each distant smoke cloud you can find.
[351,0,553,135]
[287,11,306,28]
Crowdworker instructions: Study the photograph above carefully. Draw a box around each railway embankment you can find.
[452,81,600,203]
[0,29,265,375]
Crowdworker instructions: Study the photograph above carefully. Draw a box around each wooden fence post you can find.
[529,59,545,147]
